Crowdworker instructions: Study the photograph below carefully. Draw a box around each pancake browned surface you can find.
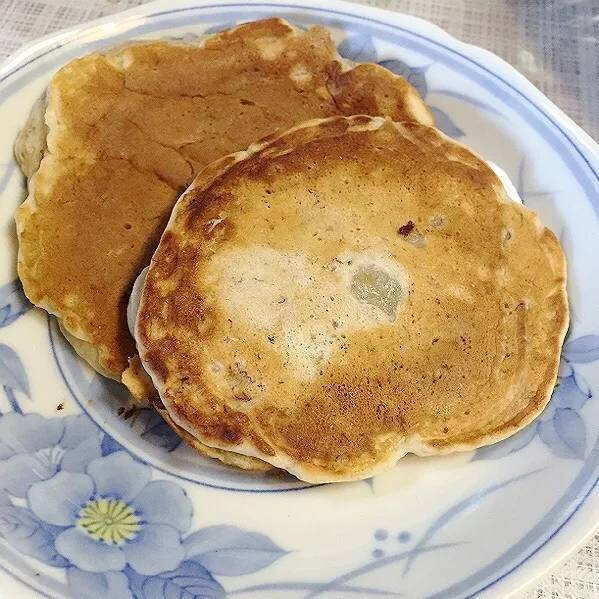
[136,116,568,483]
[15,18,433,402]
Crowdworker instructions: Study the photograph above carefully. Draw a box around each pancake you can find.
[135,115,568,483]
[14,18,433,406]
[126,267,272,471]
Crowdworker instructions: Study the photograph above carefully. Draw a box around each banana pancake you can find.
[15,18,432,405]
[135,116,568,483]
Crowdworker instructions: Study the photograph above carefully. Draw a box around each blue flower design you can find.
[541,364,591,420]
[378,59,464,139]
[0,329,287,596]
[27,451,191,575]
[0,413,102,497]
[0,411,286,598]
[67,569,135,599]
[534,339,598,460]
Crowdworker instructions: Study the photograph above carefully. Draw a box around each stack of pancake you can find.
[15,18,568,483]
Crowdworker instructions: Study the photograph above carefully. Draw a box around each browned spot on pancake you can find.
[398,221,415,236]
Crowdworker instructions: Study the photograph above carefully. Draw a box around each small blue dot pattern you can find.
[374,529,388,541]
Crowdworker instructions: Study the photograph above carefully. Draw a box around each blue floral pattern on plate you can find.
[2,409,514,598]
[0,411,286,598]
[0,279,29,329]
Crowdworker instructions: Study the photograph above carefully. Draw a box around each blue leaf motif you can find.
[428,89,505,118]
[378,59,428,97]
[0,163,18,196]
[0,344,30,397]
[550,375,591,412]
[100,434,125,457]
[539,408,586,459]
[472,421,538,460]
[558,358,573,378]
[67,569,134,599]
[126,562,225,599]
[573,370,592,399]
[140,409,182,452]
[184,525,286,576]
[337,34,378,63]
[0,280,31,328]
[0,505,69,567]
[429,107,465,139]
[563,335,599,363]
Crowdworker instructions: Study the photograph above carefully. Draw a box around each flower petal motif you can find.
[0,505,68,567]
[562,334,599,363]
[28,471,93,526]
[558,358,573,378]
[60,415,102,450]
[545,375,590,417]
[0,413,63,459]
[87,452,150,502]
[132,480,192,533]
[573,370,592,399]
[61,437,103,474]
[56,527,126,573]
[123,524,184,575]
[0,418,288,583]
[337,33,378,63]
[0,453,58,497]
[139,409,183,453]
[428,107,464,139]
[539,408,586,459]
[67,568,134,599]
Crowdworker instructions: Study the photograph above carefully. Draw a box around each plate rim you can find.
[1,1,599,598]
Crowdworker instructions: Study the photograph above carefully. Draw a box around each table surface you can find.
[1,0,598,597]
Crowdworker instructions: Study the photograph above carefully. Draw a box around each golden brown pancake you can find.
[153,398,272,471]
[135,116,568,483]
[15,18,433,405]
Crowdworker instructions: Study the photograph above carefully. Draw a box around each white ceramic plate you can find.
[1,1,599,597]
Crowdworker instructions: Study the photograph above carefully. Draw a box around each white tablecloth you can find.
[1,0,598,596]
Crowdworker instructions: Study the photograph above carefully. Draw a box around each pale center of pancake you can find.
[206,246,408,380]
